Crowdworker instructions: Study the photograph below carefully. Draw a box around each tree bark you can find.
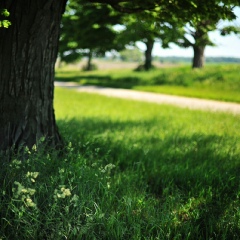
[86,50,93,71]
[192,46,205,69]
[144,40,154,71]
[192,46,205,68]
[0,0,67,151]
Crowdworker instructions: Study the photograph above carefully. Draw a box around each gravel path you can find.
[55,81,240,115]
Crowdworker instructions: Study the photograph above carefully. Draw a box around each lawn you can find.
[1,88,240,239]
[55,63,240,103]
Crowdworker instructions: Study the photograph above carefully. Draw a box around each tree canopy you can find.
[117,10,185,70]
[59,0,123,69]
[174,2,239,68]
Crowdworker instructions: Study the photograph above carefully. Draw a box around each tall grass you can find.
[1,88,240,239]
[55,64,240,102]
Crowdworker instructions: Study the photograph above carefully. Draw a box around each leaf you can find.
[1,9,10,17]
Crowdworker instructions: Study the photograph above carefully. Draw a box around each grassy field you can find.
[1,88,240,239]
[56,63,240,103]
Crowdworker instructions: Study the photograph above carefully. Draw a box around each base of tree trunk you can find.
[134,64,155,71]
[144,40,154,71]
[192,46,205,68]
[0,0,66,152]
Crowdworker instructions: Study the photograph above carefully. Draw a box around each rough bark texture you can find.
[144,40,154,71]
[192,46,205,68]
[0,0,67,151]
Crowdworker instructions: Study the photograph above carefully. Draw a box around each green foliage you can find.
[55,64,240,103]
[117,11,184,70]
[0,9,11,28]
[60,0,238,68]
[0,144,118,239]
[1,9,9,17]
[173,3,238,67]
[119,12,160,45]
[90,0,237,22]
[2,88,240,238]
[220,25,240,36]
[59,0,123,64]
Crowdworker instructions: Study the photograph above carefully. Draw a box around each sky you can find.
[136,7,240,58]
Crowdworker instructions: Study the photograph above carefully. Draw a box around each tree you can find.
[93,0,239,69]
[0,0,237,152]
[176,3,239,68]
[120,13,158,70]
[59,0,123,71]
[0,0,67,151]
[118,11,184,70]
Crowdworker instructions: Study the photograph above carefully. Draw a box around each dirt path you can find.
[55,81,240,115]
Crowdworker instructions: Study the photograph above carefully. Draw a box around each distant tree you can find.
[60,0,123,70]
[118,12,183,70]
[176,4,239,68]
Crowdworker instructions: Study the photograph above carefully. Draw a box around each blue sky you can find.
[137,7,240,58]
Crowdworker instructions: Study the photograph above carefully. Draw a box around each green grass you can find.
[55,64,240,103]
[1,88,240,239]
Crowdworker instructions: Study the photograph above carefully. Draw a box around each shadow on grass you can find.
[57,116,240,237]
[55,74,144,89]
[56,76,84,82]
[58,117,239,190]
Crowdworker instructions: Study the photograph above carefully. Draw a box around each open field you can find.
[56,62,240,103]
[1,88,240,239]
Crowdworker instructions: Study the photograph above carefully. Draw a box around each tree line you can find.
[59,0,240,71]
[0,0,239,153]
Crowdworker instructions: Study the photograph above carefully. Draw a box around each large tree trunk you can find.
[144,40,154,71]
[192,46,205,69]
[0,0,67,151]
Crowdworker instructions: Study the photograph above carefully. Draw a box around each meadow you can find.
[55,63,240,103]
[1,87,240,239]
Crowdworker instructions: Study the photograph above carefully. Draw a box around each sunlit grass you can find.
[1,88,240,239]
[55,88,240,238]
[134,85,240,102]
